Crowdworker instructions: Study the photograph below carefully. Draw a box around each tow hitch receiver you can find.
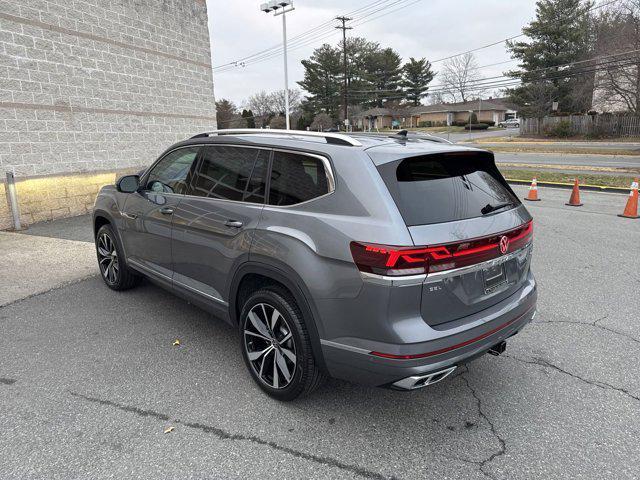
[488,341,507,356]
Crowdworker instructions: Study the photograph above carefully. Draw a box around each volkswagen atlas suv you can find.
[93,129,536,400]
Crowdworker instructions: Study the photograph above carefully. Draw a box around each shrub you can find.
[544,120,572,138]
[464,123,490,130]
[268,115,286,129]
[310,113,334,131]
[418,121,432,128]
[451,120,467,127]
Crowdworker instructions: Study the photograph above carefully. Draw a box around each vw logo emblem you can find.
[499,236,509,255]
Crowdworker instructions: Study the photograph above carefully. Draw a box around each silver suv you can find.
[93,129,536,400]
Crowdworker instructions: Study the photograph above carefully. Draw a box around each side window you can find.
[188,146,269,203]
[268,151,330,206]
[145,147,200,194]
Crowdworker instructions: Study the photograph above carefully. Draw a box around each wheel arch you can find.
[229,261,327,372]
[93,211,113,236]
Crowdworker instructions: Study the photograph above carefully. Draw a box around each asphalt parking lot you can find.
[1,186,639,479]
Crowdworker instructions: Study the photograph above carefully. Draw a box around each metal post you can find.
[5,171,22,230]
[261,2,294,129]
[282,10,290,130]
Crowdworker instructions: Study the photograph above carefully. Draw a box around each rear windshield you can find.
[376,152,519,226]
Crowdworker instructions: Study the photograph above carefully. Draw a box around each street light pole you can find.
[281,10,290,130]
[260,1,295,130]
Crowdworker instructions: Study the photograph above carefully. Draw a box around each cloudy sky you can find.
[206,0,539,107]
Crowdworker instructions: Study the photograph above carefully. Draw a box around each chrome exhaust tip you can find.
[391,366,457,390]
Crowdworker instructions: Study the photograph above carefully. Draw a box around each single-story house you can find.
[357,98,518,130]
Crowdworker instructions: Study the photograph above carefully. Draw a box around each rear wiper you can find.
[481,202,515,215]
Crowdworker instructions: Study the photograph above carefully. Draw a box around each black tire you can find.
[239,286,326,401]
[95,224,140,291]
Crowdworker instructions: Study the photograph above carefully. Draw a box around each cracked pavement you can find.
[0,186,638,479]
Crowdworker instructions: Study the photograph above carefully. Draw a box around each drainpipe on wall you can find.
[5,171,22,231]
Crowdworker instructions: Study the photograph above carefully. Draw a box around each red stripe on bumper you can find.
[370,309,532,360]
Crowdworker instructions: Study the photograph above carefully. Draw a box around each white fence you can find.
[520,115,640,137]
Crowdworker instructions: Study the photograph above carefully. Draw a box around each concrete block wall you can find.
[0,0,217,229]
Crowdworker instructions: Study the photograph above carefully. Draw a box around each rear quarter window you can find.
[376,152,519,226]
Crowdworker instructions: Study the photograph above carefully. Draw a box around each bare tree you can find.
[427,90,446,105]
[269,89,302,115]
[245,90,275,127]
[310,113,334,131]
[593,0,640,113]
[440,52,484,103]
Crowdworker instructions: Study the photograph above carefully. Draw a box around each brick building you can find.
[0,0,217,229]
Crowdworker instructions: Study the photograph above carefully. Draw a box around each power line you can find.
[216,57,636,125]
[430,0,623,64]
[214,0,436,74]
[343,57,639,101]
[214,0,398,72]
[347,49,640,95]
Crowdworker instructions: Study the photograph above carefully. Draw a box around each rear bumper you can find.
[320,272,537,387]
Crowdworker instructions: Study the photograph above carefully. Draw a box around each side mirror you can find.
[116,175,140,193]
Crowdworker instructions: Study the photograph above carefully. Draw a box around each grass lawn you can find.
[485,145,640,156]
[374,126,502,134]
[498,167,638,188]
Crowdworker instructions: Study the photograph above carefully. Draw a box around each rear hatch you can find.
[369,147,533,327]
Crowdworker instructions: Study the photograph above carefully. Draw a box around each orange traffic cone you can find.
[565,178,583,207]
[524,178,541,201]
[618,179,639,219]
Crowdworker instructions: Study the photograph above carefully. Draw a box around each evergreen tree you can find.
[215,98,237,128]
[241,109,256,128]
[402,57,435,105]
[506,0,594,116]
[298,38,405,116]
[298,44,342,119]
[364,47,403,107]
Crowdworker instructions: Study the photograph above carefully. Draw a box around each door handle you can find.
[159,207,174,215]
[121,212,137,220]
[224,220,243,228]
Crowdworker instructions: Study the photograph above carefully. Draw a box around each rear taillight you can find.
[350,220,533,277]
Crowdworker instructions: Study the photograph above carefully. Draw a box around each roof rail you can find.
[190,129,363,147]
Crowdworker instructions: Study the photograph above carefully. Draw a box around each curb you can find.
[506,178,629,193]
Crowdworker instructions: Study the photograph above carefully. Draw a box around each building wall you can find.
[418,112,448,124]
[0,0,216,229]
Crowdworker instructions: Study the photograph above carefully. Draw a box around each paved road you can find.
[1,187,639,479]
[431,128,519,143]
[494,152,640,170]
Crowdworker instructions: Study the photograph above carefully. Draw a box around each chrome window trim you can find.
[265,148,336,208]
[139,144,336,208]
[424,243,532,284]
[140,144,203,192]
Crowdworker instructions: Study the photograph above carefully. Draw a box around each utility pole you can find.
[335,16,352,131]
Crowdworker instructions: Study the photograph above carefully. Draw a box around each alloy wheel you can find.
[97,232,119,284]
[243,303,297,389]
